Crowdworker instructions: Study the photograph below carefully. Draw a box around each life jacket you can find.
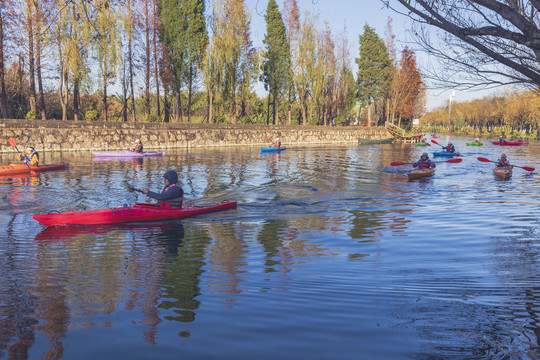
[135,144,143,153]
[444,145,455,152]
[415,159,431,168]
[159,182,184,208]
[23,151,39,164]
[275,141,281,149]
[497,160,509,168]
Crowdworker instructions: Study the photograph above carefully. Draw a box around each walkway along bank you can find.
[0,119,389,153]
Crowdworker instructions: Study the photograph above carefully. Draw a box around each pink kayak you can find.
[92,151,165,157]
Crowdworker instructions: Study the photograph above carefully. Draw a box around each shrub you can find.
[25,110,38,120]
[85,110,99,121]
[146,114,161,122]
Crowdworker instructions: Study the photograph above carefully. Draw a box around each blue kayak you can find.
[433,151,459,157]
[260,146,286,152]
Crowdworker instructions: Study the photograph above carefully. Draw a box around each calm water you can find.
[1,137,540,359]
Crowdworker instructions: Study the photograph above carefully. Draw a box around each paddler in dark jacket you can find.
[496,153,511,168]
[443,142,455,152]
[142,170,184,207]
[132,139,143,153]
[18,147,39,165]
[413,153,435,169]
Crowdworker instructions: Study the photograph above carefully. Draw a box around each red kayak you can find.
[33,201,237,226]
[491,141,527,146]
[0,163,68,176]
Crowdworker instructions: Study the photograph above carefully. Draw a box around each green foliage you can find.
[85,110,99,121]
[356,25,393,106]
[146,114,161,122]
[25,110,38,120]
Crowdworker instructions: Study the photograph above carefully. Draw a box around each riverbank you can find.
[0,119,389,153]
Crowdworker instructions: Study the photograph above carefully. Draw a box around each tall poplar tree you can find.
[356,25,392,125]
[262,0,291,125]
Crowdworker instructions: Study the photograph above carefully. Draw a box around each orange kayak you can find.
[493,166,512,179]
[407,167,435,180]
[0,163,68,176]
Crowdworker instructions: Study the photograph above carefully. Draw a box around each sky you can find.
[246,0,498,111]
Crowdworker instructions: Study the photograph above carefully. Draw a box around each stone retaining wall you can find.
[0,119,389,152]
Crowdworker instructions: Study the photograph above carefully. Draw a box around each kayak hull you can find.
[493,167,512,179]
[466,142,483,146]
[260,146,286,152]
[33,201,237,226]
[491,141,527,146]
[92,151,165,157]
[415,142,427,146]
[433,151,458,157]
[407,168,435,180]
[0,163,68,176]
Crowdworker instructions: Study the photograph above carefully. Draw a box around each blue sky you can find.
[247,0,497,111]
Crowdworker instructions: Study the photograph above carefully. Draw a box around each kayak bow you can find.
[0,163,68,177]
[33,201,237,226]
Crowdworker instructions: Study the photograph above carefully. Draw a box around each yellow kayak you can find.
[407,167,435,180]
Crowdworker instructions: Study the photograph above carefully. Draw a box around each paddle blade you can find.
[124,181,134,193]
[426,143,431,146]
[30,170,38,177]
[8,137,17,148]
[390,162,407,166]
[431,139,439,145]
[446,158,462,163]
[522,166,535,172]
[477,157,491,163]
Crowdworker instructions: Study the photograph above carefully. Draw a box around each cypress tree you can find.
[263,0,291,125]
[356,25,392,125]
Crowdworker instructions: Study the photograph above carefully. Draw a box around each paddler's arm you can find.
[144,187,184,200]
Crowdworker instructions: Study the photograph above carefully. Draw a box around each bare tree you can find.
[384,0,540,90]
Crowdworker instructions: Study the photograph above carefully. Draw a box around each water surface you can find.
[1,137,539,359]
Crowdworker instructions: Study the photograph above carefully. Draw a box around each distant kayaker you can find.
[132,139,143,153]
[272,137,281,148]
[496,153,511,168]
[142,170,184,207]
[474,137,481,143]
[498,136,506,143]
[443,142,456,153]
[413,153,436,169]
[18,147,39,166]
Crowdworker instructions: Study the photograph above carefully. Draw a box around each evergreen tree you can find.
[262,0,291,125]
[356,25,392,125]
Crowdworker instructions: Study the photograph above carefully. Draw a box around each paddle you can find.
[8,137,38,176]
[477,157,535,172]
[124,181,144,193]
[390,158,462,166]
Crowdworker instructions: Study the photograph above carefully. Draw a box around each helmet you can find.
[276,137,280,141]
[448,142,452,145]
[25,147,34,152]
[135,139,140,143]
[422,152,428,158]
[501,153,507,159]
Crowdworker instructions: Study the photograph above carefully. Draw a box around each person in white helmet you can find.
[131,139,143,153]
[274,137,281,149]
[18,146,39,165]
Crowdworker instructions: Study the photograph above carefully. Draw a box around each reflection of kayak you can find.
[466,142,483,146]
[433,151,459,157]
[260,147,286,152]
[407,168,435,180]
[493,166,512,179]
[491,141,527,146]
[33,201,237,226]
[357,137,394,144]
[0,163,68,176]
[35,222,184,243]
[92,151,165,157]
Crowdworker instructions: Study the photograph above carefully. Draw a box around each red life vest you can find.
[159,182,184,207]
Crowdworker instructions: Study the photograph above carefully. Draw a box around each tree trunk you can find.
[145,0,151,117]
[187,65,192,123]
[231,91,236,124]
[367,103,372,126]
[73,78,80,121]
[28,2,36,113]
[58,50,68,121]
[102,62,108,122]
[0,13,7,118]
[36,34,46,120]
[153,0,160,117]
[128,35,136,122]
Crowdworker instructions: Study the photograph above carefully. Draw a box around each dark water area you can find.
[1,137,540,359]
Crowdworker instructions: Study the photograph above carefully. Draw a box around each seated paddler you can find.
[18,146,39,165]
[413,153,435,169]
[496,153,511,168]
[142,170,184,207]
[132,139,143,153]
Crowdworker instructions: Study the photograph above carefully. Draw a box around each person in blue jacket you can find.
[142,170,184,207]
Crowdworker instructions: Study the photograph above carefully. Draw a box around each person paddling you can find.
[272,137,281,149]
[17,147,39,166]
[413,153,436,169]
[132,139,143,153]
[496,153,511,168]
[142,170,184,207]
[443,142,456,153]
